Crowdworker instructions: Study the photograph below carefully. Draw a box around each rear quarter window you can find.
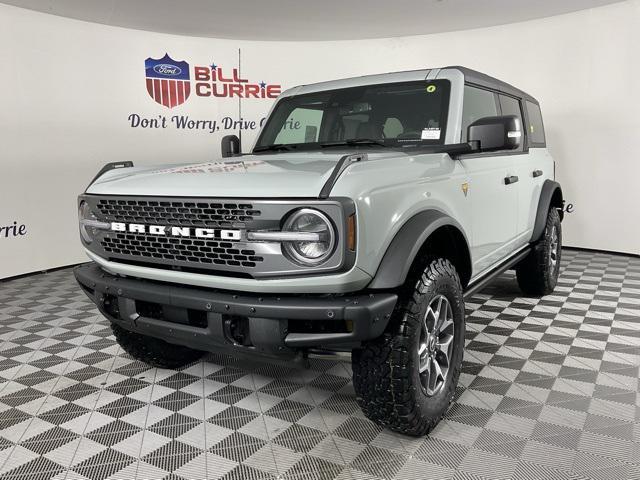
[526,101,546,146]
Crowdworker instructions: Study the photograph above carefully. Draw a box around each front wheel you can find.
[352,258,465,436]
[516,208,562,296]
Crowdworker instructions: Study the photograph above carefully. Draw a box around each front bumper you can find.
[75,263,397,357]
[85,249,373,294]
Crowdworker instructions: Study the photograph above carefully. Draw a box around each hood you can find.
[86,150,410,198]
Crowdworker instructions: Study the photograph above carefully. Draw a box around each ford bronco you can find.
[75,66,563,436]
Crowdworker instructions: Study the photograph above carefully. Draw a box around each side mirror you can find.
[467,115,522,152]
[221,135,241,158]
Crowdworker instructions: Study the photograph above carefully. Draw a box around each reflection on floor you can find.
[0,249,638,480]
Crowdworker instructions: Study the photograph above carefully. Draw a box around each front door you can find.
[461,155,519,275]
[459,85,519,275]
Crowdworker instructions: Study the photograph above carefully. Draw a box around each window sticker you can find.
[426,84,437,93]
[421,128,441,140]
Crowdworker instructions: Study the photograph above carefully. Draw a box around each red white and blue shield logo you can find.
[145,54,191,108]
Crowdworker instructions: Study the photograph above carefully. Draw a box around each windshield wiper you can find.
[320,138,387,148]
[253,144,295,153]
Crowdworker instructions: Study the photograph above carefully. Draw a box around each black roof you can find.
[445,66,539,104]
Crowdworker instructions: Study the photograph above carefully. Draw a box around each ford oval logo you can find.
[153,64,182,76]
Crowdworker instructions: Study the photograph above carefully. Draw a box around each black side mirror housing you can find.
[467,115,522,152]
[221,135,241,158]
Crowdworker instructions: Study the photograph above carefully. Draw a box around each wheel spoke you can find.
[420,354,431,374]
[422,311,430,336]
[427,360,440,393]
[437,335,453,365]
[434,296,444,329]
[418,343,427,356]
[548,225,559,269]
[440,316,454,334]
[433,359,444,383]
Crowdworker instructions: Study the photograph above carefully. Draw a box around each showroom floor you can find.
[0,249,638,480]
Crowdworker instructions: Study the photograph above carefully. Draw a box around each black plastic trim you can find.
[457,149,530,160]
[505,175,519,185]
[318,153,366,199]
[368,210,470,289]
[86,162,134,191]
[530,180,563,242]
[464,247,531,298]
[74,263,397,353]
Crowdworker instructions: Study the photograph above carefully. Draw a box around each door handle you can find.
[504,175,519,185]
[532,169,543,177]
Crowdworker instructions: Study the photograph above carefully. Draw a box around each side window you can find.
[526,101,546,146]
[274,107,323,144]
[461,86,498,142]
[499,95,524,151]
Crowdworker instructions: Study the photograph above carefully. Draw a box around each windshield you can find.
[254,80,451,152]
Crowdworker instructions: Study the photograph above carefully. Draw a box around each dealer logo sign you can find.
[144,52,281,109]
[145,54,191,108]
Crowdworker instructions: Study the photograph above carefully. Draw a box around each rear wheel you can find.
[112,323,204,369]
[516,208,562,295]
[352,258,465,436]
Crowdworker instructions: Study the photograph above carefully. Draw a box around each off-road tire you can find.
[516,208,562,296]
[112,323,204,369]
[352,258,465,436]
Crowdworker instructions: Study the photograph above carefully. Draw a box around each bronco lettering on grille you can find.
[110,222,241,240]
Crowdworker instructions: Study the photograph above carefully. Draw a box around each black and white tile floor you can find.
[0,249,639,480]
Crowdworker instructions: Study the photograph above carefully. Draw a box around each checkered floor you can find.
[0,249,638,480]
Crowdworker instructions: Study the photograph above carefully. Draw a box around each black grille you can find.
[96,199,261,227]
[102,233,264,268]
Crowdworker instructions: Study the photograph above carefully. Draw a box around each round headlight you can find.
[78,201,97,243]
[282,209,336,266]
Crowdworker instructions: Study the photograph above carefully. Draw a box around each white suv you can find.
[75,66,563,436]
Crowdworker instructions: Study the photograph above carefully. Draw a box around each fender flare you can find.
[530,180,563,243]
[368,210,470,289]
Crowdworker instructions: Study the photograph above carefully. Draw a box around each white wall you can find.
[1,1,638,279]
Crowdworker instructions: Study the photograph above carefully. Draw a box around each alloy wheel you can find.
[418,294,455,396]
[549,225,559,271]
